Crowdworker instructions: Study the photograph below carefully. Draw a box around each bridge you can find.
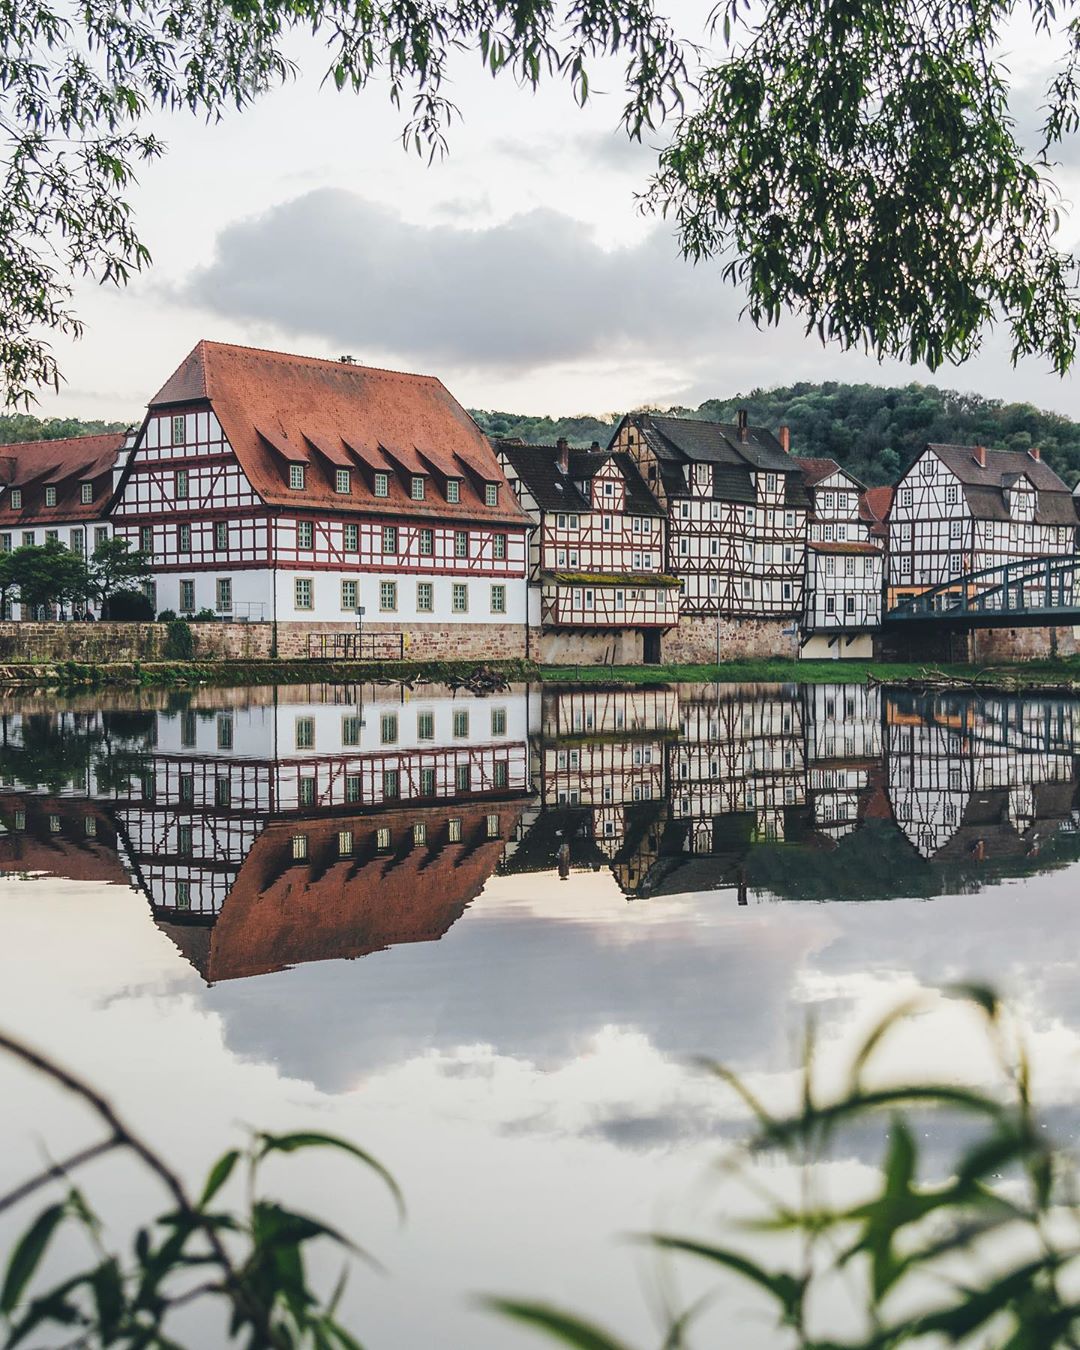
[885,555,1080,628]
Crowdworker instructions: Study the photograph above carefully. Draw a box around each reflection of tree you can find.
[0,714,97,794]
[746,819,1080,903]
[0,712,153,797]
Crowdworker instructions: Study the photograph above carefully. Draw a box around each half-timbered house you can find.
[0,433,126,617]
[609,411,809,660]
[110,342,531,657]
[497,438,679,662]
[795,458,884,658]
[887,444,1078,608]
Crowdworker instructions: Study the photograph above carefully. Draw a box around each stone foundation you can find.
[533,628,649,665]
[0,619,527,664]
[663,615,800,663]
[969,625,1078,662]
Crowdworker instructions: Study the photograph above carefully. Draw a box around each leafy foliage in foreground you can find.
[493,985,1080,1348]
[471,381,1080,487]
[0,1032,401,1349]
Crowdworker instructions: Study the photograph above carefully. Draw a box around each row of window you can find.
[144,520,509,560]
[295,578,506,614]
[821,595,877,616]
[678,502,801,527]
[550,513,657,533]
[820,556,877,578]
[280,464,500,507]
[2,483,95,512]
[678,537,800,564]
[292,707,510,749]
[554,549,655,569]
[289,812,503,863]
[0,526,108,554]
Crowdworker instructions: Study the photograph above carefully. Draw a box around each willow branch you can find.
[0,1135,120,1217]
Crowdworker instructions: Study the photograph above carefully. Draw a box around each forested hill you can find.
[470,383,1080,488]
[0,414,128,444]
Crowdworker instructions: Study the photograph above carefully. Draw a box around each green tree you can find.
[6,543,89,617]
[87,539,153,619]
[10,0,1080,408]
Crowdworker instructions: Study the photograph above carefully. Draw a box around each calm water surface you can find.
[1,679,1079,1346]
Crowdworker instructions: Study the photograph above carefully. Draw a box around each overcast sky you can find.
[33,7,1080,425]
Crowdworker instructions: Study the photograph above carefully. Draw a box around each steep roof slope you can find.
[926,445,1078,527]
[147,341,529,526]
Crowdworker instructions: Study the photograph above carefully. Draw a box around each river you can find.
[0,679,1078,1347]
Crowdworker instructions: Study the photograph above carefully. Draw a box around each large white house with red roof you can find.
[0,431,127,617]
[110,342,531,654]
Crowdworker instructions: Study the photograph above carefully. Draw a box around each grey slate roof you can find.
[498,442,664,517]
[498,442,591,512]
[927,445,1079,527]
[629,412,810,507]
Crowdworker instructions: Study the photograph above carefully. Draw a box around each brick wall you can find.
[663,615,800,663]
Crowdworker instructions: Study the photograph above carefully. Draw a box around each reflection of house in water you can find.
[803,684,883,846]
[0,796,129,886]
[106,684,532,979]
[886,693,1079,861]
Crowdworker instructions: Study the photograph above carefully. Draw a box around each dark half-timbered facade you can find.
[110,342,531,655]
[497,438,679,663]
[887,444,1078,609]
[796,457,884,658]
[0,432,127,618]
[609,411,809,660]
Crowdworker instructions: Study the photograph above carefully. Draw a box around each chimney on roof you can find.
[973,445,987,468]
[556,437,569,474]
[737,409,749,443]
[590,440,600,452]
[1028,446,1041,461]
[778,424,790,455]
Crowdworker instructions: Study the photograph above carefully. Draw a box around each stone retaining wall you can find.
[0,619,527,664]
[663,615,801,663]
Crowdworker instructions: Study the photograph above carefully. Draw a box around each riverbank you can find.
[2,653,1080,691]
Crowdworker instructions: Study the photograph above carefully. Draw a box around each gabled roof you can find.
[0,433,125,524]
[795,456,862,489]
[625,412,810,506]
[145,341,530,527]
[924,444,1078,527]
[499,442,664,517]
[498,442,590,512]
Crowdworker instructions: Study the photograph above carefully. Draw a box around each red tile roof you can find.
[795,456,853,488]
[146,341,530,527]
[164,802,523,982]
[0,434,125,525]
[860,486,893,537]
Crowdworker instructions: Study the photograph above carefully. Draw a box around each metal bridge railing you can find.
[887,554,1080,623]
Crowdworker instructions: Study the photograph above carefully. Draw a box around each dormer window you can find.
[335,469,351,494]
[766,473,777,493]
[80,482,93,505]
[10,490,21,510]
[412,475,426,501]
[44,487,56,507]
[485,483,498,507]
[289,464,305,491]
[446,479,461,504]
[603,481,614,497]
[374,471,389,498]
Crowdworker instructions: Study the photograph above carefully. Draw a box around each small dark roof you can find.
[498,442,664,517]
[628,412,810,506]
[926,445,1079,527]
[498,442,590,512]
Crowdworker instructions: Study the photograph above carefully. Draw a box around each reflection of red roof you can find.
[859,766,894,824]
[808,540,881,555]
[0,434,124,523]
[0,797,129,885]
[146,341,530,527]
[165,801,524,982]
